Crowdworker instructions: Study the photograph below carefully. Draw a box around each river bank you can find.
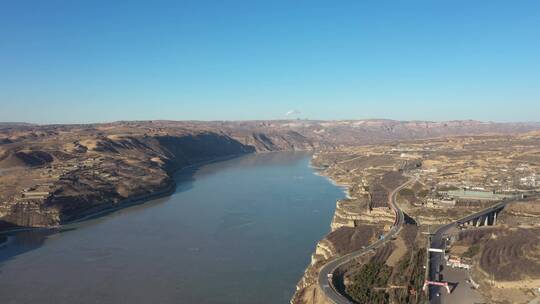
[291,151,409,304]
[0,152,344,304]
[290,154,356,304]
[0,153,248,237]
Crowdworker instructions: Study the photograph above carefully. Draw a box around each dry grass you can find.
[327,225,384,255]
[455,227,540,281]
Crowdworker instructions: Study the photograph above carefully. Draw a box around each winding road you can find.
[317,177,416,304]
[318,176,509,304]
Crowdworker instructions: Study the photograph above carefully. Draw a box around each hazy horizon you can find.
[2,118,540,126]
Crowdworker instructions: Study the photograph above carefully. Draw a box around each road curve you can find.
[317,177,416,304]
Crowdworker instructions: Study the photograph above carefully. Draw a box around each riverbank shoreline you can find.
[0,153,249,237]
[289,155,353,303]
[0,150,346,304]
[309,157,351,199]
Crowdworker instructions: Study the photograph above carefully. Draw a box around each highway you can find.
[317,175,508,304]
[317,177,415,304]
[428,200,508,304]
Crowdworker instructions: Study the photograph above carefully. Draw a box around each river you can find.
[0,152,344,304]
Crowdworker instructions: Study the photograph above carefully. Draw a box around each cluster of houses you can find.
[445,255,472,270]
[19,183,55,201]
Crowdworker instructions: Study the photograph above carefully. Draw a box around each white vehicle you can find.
[327,273,333,279]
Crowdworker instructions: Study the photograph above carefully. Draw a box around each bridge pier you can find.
[463,208,503,228]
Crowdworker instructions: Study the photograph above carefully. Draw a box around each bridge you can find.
[317,182,510,304]
[456,202,506,227]
[428,200,508,304]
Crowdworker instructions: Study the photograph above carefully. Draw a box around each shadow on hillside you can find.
[0,158,208,270]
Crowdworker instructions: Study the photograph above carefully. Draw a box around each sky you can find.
[1,0,539,124]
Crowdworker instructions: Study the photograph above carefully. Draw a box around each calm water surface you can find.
[0,152,344,304]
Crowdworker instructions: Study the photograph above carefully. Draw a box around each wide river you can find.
[0,152,344,304]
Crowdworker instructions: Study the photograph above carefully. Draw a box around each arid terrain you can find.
[1,120,540,304]
[0,120,327,229]
[291,132,540,304]
[3,119,539,230]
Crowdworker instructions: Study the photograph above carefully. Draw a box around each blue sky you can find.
[1,0,539,123]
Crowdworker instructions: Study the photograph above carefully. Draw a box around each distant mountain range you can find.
[2,118,540,229]
[2,119,540,150]
[201,119,540,146]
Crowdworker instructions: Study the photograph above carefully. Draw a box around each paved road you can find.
[317,176,508,304]
[428,201,508,304]
[317,177,415,304]
[439,267,485,303]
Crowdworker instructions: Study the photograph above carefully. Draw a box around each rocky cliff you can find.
[290,185,389,303]
[0,125,318,230]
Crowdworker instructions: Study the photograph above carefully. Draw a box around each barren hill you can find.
[1,119,540,230]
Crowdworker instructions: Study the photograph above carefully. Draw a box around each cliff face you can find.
[290,196,388,304]
[0,129,304,229]
[291,149,410,304]
[153,133,256,171]
[232,131,317,152]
